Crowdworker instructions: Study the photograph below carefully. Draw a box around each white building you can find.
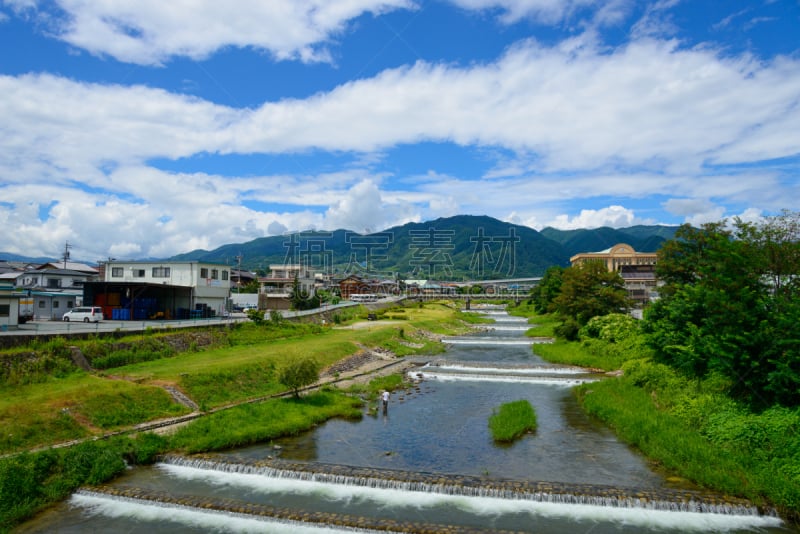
[84,261,232,320]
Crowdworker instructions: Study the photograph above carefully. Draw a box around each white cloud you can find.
[231,37,800,174]
[543,205,637,229]
[323,178,420,232]
[663,198,726,226]
[11,0,414,66]
[446,0,623,25]
[268,220,289,235]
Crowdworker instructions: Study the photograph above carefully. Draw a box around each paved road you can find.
[2,314,249,337]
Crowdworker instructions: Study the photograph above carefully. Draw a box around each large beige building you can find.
[570,243,659,307]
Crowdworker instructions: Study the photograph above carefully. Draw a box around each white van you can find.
[62,306,103,323]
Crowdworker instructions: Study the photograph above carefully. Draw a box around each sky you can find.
[1,0,799,262]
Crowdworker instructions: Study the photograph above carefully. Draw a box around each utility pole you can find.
[235,254,243,293]
[62,242,72,269]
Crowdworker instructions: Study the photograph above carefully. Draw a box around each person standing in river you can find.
[381,390,389,414]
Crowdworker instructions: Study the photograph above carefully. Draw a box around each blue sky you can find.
[1,0,799,261]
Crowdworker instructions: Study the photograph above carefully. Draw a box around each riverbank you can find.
[0,301,482,531]
[511,308,800,525]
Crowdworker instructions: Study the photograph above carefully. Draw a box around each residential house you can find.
[8,267,96,320]
[0,281,24,330]
[258,264,317,310]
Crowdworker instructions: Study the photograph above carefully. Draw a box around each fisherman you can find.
[381,390,390,414]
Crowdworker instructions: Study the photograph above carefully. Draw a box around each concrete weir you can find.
[159,454,773,517]
[76,486,520,534]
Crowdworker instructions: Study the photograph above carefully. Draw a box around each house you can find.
[5,267,96,320]
[83,261,231,320]
[569,243,659,307]
[0,282,24,330]
[338,274,371,300]
[37,261,99,276]
[257,264,317,310]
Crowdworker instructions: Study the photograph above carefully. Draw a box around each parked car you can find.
[62,306,103,323]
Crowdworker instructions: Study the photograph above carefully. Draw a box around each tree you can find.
[279,357,321,398]
[552,261,630,325]
[290,273,320,311]
[643,213,800,408]
[530,266,564,313]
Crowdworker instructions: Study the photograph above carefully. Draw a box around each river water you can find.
[18,308,794,533]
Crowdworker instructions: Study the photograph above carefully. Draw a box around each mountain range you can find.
[1,215,680,279]
[170,215,680,279]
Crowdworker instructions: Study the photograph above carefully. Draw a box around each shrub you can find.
[554,318,580,341]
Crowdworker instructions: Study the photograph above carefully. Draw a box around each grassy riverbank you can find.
[0,301,481,532]
[512,306,800,523]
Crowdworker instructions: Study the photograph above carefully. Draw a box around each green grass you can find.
[0,375,187,452]
[488,400,538,442]
[575,377,800,519]
[168,388,363,453]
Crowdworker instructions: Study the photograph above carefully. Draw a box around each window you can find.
[53,301,59,308]
[211,269,219,280]
[222,270,229,281]
[47,278,61,288]
[200,268,209,278]
[152,266,171,278]
[38,301,46,309]
[133,269,146,278]
[0,304,9,317]
[111,267,123,277]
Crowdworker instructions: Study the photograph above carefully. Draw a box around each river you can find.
[17,308,792,533]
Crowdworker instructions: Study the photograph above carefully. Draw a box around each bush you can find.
[554,318,580,341]
[581,313,639,342]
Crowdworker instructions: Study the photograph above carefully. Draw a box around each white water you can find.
[71,492,362,534]
[486,325,531,331]
[82,463,782,534]
[410,369,598,386]
[441,337,538,345]
[427,362,589,375]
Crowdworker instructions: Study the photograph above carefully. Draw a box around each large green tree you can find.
[530,265,564,313]
[551,261,630,326]
[644,212,800,407]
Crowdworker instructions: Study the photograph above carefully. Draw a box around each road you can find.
[2,314,249,337]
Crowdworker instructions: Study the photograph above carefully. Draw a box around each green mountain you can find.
[170,215,678,280]
[539,224,679,258]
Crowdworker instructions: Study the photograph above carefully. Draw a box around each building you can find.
[570,243,659,307]
[0,282,24,330]
[83,261,231,320]
[257,264,318,310]
[3,267,96,320]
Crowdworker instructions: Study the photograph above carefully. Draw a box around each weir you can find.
[63,456,783,534]
[159,454,768,517]
[73,487,511,534]
[441,337,545,345]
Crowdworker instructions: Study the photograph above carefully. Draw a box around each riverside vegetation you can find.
[0,301,488,531]
[488,399,538,443]
[513,307,800,524]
